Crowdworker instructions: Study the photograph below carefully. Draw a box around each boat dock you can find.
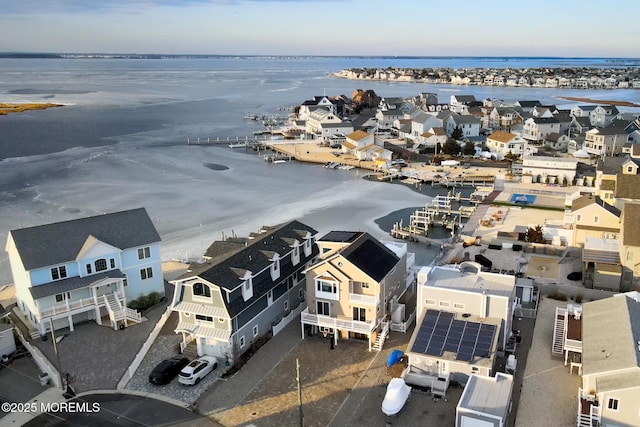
[390,193,479,242]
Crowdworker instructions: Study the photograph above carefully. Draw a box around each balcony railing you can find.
[301,308,376,334]
[40,296,96,318]
[348,293,378,305]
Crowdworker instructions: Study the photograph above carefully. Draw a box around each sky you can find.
[1,0,639,57]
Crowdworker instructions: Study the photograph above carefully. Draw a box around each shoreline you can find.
[0,102,64,116]
[558,96,640,107]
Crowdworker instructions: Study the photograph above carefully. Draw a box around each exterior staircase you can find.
[182,341,198,360]
[103,293,142,330]
[373,321,390,351]
[552,307,567,355]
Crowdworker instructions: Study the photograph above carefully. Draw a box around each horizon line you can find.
[1,52,639,60]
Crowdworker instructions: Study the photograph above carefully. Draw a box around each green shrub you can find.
[127,292,164,310]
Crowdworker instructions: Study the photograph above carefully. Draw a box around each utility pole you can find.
[49,318,63,389]
[296,358,304,427]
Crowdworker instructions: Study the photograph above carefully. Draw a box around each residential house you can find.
[485,131,526,159]
[570,195,621,247]
[569,116,592,139]
[170,221,317,360]
[305,108,344,139]
[613,173,640,210]
[624,119,640,144]
[522,117,561,143]
[411,112,441,140]
[341,130,373,154]
[488,107,523,132]
[576,293,640,427]
[298,96,336,121]
[419,127,447,149]
[583,125,629,157]
[376,109,403,130]
[522,155,578,184]
[300,232,415,351]
[570,105,598,119]
[379,97,404,111]
[590,105,619,127]
[514,100,541,114]
[317,122,354,144]
[455,373,514,427]
[544,132,571,151]
[450,95,479,113]
[530,105,557,118]
[5,208,162,336]
[404,262,511,392]
[442,113,482,138]
[620,203,640,278]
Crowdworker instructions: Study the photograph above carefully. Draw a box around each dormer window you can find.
[51,266,67,281]
[242,276,254,301]
[270,257,280,281]
[193,282,211,298]
[292,245,300,265]
[304,237,312,257]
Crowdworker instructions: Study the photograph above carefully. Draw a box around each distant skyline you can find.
[2,0,639,57]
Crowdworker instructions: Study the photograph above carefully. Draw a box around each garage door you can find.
[461,415,494,427]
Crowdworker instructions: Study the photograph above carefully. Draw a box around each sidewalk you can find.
[0,387,66,425]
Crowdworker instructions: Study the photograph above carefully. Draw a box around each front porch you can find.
[300,308,381,351]
[33,274,142,335]
[577,388,601,427]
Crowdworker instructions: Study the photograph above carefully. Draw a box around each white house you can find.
[486,131,526,159]
[522,117,561,143]
[5,208,163,336]
[521,155,578,184]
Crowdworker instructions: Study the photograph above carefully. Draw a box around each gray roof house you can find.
[170,220,318,361]
[577,293,640,427]
[5,208,163,336]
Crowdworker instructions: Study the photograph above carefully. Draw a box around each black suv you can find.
[148,355,190,385]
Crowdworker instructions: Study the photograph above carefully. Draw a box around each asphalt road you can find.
[22,393,217,427]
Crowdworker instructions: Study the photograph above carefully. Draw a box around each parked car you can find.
[178,356,218,386]
[149,355,190,385]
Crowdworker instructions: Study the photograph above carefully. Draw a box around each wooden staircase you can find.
[103,293,142,330]
[372,321,389,351]
[182,341,198,360]
[552,307,566,356]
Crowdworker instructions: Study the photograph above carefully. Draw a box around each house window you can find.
[353,307,366,322]
[95,258,107,272]
[193,282,211,298]
[453,303,465,310]
[317,300,330,316]
[593,216,599,224]
[607,398,619,411]
[140,267,153,280]
[284,300,289,311]
[627,251,634,261]
[239,336,246,349]
[137,247,151,260]
[195,314,213,322]
[299,288,304,299]
[439,301,451,308]
[253,325,259,337]
[86,264,92,274]
[426,299,436,306]
[110,258,115,269]
[627,166,633,173]
[317,280,337,294]
[51,266,67,281]
[271,258,280,279]
[55,292,69,303]
[576,214,581,222]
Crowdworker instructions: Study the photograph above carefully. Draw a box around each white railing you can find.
[40,296,96,318]
[117,306,173,389]
[124,308,142,323]
[348,293,378,305]
[301,308,375,334]
[272,301,306,336]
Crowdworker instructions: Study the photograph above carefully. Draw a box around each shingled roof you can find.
[622,204,640,247]
[571,195,621,217]
[615,174,640,199]
[9,208,160,271]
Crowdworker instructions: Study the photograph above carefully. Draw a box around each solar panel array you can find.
[411,309,497,362]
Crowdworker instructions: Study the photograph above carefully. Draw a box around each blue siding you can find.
[30,262,79,286]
